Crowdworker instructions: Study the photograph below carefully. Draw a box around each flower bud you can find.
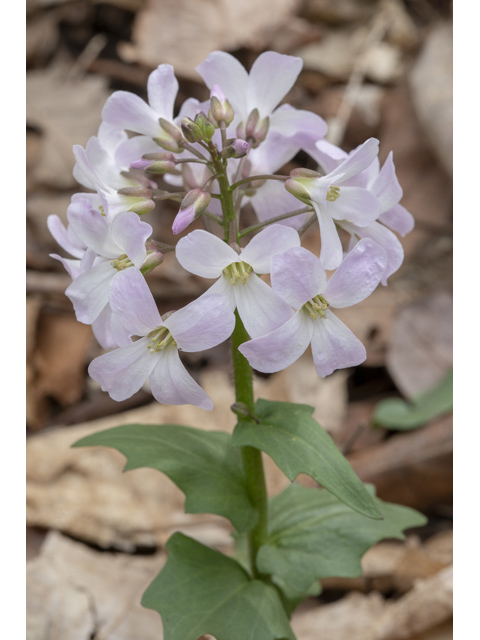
[284,178,313,205]
[194,112,215,142]
[141,243,164,274]
[222,138,249,159]
[181,117,204,143]
[131,152,176,174]
[237,109,270,148]
[208,85,234,127]
[154,118,184,152]
[117,186,155,215]
[172,188,211,235]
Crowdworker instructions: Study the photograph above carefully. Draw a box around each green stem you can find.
[230,174,287,191]
[231,311,268,578]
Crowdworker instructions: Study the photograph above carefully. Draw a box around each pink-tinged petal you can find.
[114,134,159,169]
[234,274,294,339]
[378,203,415,236]
[67,197,119,257]
[271,246,327,308]
[247,52,302,117]
[370,152,403,212]
[111,212,151,268]
[269,105,327,140]
[102,90,161,138]
[239,312,313,373]
[325,238,387,308]
[329,138,379,183]
[88,337,158,401]
[310,310,366,377]
[328,185,381,226]
[248,180,309,228]
[147,64,178,119]
[83,135,116,187]
[196,51,249,117]
[342,221,404,285]
[176,97,205,121]
[50,254,83,279]
[66,260,115,324]
[47,215,85,258]
[164,293,235,352]
[92,305,117,350]
[314,204,344,271]
[97,122,128,153]
[110,310,136,348]
[240,224,300,273]
[149,347,213,410]
[172,204,196,235]
[309,138,347,174]
[175,229,238,278]
[108,268,162,336]
[72,144,104,191]
[247,131,300,174]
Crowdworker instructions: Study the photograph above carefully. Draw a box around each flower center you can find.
[302,295,329,319]
[326,186,340,202]
[111,254,134,271]
[222,261,253,285]
[146,326,177,353]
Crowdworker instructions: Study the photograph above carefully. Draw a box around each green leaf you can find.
[374,368,453,430]
[142,533,295,640]
[232,399,382,519]
[257,483,427,593]
[73,424,257,533]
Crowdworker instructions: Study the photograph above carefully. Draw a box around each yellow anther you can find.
[147,327,176,352]
[326,186,341,202]
[222,261,253,285]
[111,254,134,271]
[302,295,329,319]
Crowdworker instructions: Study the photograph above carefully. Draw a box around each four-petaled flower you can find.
[239,239,387,377]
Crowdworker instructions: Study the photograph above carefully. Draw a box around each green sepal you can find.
[374,368,453,430]
[257,483,427,594]
[142,533,295,640]
[73,423,258,533]
[232,399,382,519]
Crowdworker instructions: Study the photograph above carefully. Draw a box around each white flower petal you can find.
[102,90,161,138]
[147,64,178,118]
[88,337,158,401]
[165,293,235,352]
[239,312,313,373]
[310,310,366,377]
[240,224,300,273]
[234,274,294,339]
[92,305,117,350]
[175,229,239,278]
[149,347,213,410]
[329,138,379,183]
[314,204,344,271]
[196,51,249,118]
[328,185,381,226]
[378,203,414,236]
[66,260,115,324]
[269,105,327,140]
[370,152,403,212]
[271,246,327,309]
[108,268,163,336]
[111,212,151,268]
[325,238,387,308]
[67,197,119,258]
[247,52,302,117]
[248,180,309,228]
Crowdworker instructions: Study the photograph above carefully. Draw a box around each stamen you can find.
[222,261,253,285]
[146,327,177,352]
[111,254,134,271]
[326,186,340,202]
[302,295,329,319]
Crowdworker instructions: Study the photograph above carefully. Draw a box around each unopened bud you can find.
[117,186,152,198]
[181,117,204,143]
[237,109,270,148]
[140,244,164,274]
[172,188,211,235]
[117,186,155,215]
[284,178,313,205]
[154,118,184,152]
[290,168,322,180]
[222,138,249,159]
[194,112,215,141]
[131,152,176,175]
[209,85,234,127]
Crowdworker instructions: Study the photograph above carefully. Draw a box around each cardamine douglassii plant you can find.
[49,51,427,639]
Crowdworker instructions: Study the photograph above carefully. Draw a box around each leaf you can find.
[374,368,453,430]
[142,533,295,640]
[257,483,427,593]
[232,399,382,519]
[73,424,257,533]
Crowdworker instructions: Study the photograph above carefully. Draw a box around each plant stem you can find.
[231,311,268,578]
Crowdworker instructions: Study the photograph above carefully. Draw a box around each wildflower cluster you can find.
[50,50,413,410]
[55,51,424,639]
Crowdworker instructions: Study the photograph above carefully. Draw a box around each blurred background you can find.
[26,0,453,638]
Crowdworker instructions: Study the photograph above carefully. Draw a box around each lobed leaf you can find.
[257,483,427,593]
[142,533,295,640]
[73,423,258,533]
[232,399,382,519]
